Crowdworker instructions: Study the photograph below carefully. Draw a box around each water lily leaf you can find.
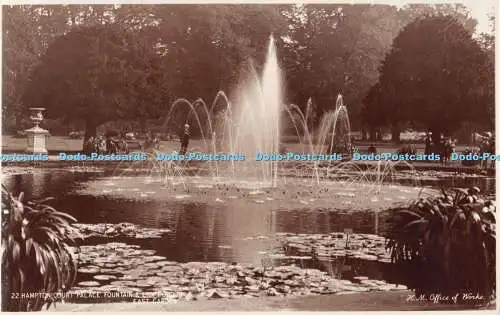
[404,219,427,229]
[34,197,56,203]
[398,210,422,219]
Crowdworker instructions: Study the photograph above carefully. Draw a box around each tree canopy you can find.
[363,15,493,141]
[3,4,493,142]
[23,25,165,140]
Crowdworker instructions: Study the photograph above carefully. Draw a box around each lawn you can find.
[1,135,472,156]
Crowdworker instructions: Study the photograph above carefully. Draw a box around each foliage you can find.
[1,185,81,311]
[4,4,491,136]
[282,4,403,129]
[398,3,478,33]
[365,16,493,143]
[362,82,385,128]
[2,6,66,132]
[155,4,289,101]
[22,25,165,142]
[477,15,496,131]
[2,4,122,133]
[386,187,496,302]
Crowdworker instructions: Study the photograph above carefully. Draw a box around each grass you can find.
[2,135,472,154]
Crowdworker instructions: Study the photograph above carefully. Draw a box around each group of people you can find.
[475,131,495,169]
[144,132,160,151]
[424,132,456,165]
[138,124,190,154]
[83,125,495,170]
[82,124,192,155]
[83,134,129,154]
[423,131,495,168]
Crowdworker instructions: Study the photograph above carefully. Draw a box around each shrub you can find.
[1,185,81,311]
[386,187,495,303]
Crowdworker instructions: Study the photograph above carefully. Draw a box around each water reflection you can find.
[2,169,495,265]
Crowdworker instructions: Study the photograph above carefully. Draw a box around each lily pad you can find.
[94,275,118,281]
[78,281,101,287]
[78,267,100,274]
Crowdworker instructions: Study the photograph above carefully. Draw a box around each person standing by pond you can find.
[368,143,377,154]
[489,134,495,169]
[443,137,455,166]
[481,132,495,169]
[144,131,154,152]
[180,124,190,155]
[424,132,433,156]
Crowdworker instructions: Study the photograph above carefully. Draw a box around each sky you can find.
[454,0,497,34]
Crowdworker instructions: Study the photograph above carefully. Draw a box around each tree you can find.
[2,5,71,132]
[281,3,482,133]
[22,25,166,143]
[2,4,125,133]
[7,3,490,139]
[362,82,386,140]
[282,4,406,130]
[399,3,478,34]
[154,4,289,102]
[371,16,492,144]
[478,15,495,131]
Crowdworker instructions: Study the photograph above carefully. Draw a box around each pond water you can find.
[2,168,494,266]
[2,168,495,302]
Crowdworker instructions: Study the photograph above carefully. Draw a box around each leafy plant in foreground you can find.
[1,185,81,311]
[386,187,495,303]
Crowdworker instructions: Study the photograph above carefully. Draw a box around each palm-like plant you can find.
[1,185,81,311]
[386,187,496,302]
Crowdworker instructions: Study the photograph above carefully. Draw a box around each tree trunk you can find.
[431,128,441,146]
[430,127,442,154]
[369,127,377,141]
[140,119,147,133]
[84,121,98,144]
[391,125,401,144]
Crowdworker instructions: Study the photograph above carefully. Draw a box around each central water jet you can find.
[233,35,282,187]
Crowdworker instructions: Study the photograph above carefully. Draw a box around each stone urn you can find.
[25,108,49,154]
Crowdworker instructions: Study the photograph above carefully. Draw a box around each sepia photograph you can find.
[0,0,497,312]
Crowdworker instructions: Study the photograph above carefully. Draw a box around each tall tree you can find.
[2,5,70,131]
[477,14,495,131]
[5,3,488,138]
[22,26,166,143]
[362,82,386,140]
[400,3,478,34]
[374,15,493,144]
[282,4,406,130]
[154,4,289,102]
[2,4,124,132]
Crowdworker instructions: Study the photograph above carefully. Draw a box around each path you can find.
[49,291,495,312]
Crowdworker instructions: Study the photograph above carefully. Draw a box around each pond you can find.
[1,167,495,302]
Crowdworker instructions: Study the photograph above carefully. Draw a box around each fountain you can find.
[146,36,414,192]
[161,36,283,188]
[316,95,352,156]
[232,35,282,187]
[25,107,49,154]
[2,34,495,310]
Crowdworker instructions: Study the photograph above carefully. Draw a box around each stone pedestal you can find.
[25,126,49,154]
[25,107,49,154]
